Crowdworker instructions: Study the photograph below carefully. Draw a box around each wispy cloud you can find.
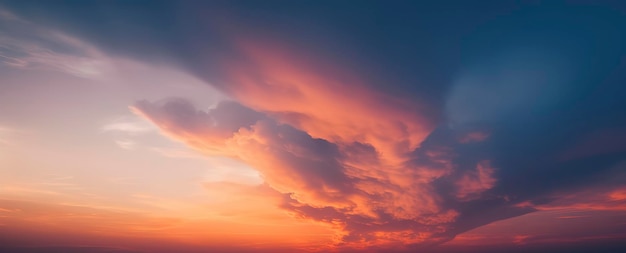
[101,116,156,135]
[100,116,157,150]
[0,8,110,79]
[455,160,497,201]
[114,139,136,150]
[0,38,108,78]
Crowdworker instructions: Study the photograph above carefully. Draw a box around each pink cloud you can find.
[458,131,490,143]
[130,95,510,249]
[131,98,463,246]
[122,32,506,247]
[212,37,437,166]
[455,160,497,201]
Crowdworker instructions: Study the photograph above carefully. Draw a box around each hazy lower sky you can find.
[1,1,625,252]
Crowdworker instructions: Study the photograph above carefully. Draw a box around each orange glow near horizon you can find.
[1,3,626,252]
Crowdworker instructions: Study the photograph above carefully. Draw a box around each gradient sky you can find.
[1,1,626,252]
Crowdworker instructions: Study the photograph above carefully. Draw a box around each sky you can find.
[0,0,625,252]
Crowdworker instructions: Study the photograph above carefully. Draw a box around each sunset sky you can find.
[1,1,626,252]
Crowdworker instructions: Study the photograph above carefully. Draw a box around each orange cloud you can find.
[534,186,626,212]
[218,37,435,165]
[131,96,500,249]
[609,188,626,201]
[455,160,497,201]
[129,35,500,249]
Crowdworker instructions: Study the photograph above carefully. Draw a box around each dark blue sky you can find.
[1,0,626,252]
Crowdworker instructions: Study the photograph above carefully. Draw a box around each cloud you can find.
[458,131,489,144]
[0,36,108,78]
[133,95,626,250]
[100,116,159,151]
[125,27,626,249]
[114,139,136,150]
[101,116,156,135]
[4,1,626,251]
[0,8,110,79]
[207,36,436,166]
[132,99,351,206]
[446,185,626,252]
[131,98,513,248]
[455,160,496,201]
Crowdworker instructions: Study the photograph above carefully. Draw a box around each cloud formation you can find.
[114,3,626,249]
[3,1,626,251]
[128,35,626,249]
[132,96,513,248]
[0,9,109,79]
